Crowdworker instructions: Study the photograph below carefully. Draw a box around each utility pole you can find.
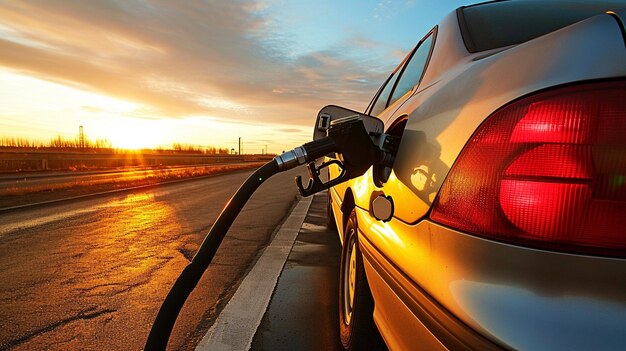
[238,137,241,155]
[79,125,85,148]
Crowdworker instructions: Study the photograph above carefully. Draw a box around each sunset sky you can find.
[0,0,473,153]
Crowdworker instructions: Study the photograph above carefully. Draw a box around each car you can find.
[324,1,626,350]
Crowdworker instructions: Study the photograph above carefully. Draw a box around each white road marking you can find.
[0,207,101,237]
[195,195,313,351]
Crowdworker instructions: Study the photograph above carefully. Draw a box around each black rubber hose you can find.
[144,160,280,350]
[301,137,337,160]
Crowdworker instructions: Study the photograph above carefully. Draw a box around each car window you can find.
[389,34,434,104]
[369,30,435,117]
[460,0,626,52]
[370,72,400,116]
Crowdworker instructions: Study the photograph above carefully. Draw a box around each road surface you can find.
[0,167,304,350]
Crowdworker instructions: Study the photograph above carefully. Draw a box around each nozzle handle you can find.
[295,160,346,197]
[301,137,337,160]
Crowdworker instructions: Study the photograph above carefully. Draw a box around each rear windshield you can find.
[460,0,626,52]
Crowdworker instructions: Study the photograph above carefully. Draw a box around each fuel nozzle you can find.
[325,114,394,179]
[275,115,394,197]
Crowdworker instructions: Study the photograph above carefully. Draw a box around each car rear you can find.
[426,81,626,350]
[356,1,626,350]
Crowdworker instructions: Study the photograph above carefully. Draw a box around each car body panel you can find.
[357,207,507,350]
[606,7,626,36]
[420,220,624,350]
[356,204,626,350]
[358,232,449,351]
[357,204,626,350]
[329,186,345,242]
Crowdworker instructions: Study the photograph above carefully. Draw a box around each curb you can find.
[195,196,313,351]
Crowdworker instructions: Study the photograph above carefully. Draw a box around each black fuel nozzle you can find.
[325,115,393,179]
[275,115,393,197]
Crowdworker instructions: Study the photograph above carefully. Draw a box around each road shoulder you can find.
[195,195,313,350]
[251,192,343,351]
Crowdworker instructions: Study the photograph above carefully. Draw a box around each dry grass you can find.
[1,163,264,197]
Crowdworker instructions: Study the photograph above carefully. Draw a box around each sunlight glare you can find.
[102,118,167,149]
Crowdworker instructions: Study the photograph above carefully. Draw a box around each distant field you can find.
[0,162,268,209]
[0,148,276,209]
[0,148,274,173]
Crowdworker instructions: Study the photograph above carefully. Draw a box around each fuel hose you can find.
[144,137,337,350]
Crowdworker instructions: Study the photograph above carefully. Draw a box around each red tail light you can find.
[430,80,626,257]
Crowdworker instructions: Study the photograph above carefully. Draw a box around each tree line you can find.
[0,136,230,154]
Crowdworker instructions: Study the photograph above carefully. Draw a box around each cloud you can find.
[388,48,409,61]
[350,36,378,49]
[0,0,390,126]
[81,106,103,113]
[277,128,303,133]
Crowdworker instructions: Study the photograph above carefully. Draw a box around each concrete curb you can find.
[195,195,313,351]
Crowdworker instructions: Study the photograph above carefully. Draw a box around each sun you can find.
[104,118,166,149]
[109,129,155,149]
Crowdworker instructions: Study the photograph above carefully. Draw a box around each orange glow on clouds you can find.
[2,1,443,152]
[0,68,310,152]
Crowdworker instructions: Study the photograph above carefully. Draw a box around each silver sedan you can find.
[326,1,626,350]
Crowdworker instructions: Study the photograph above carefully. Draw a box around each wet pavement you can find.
[251,192,343,351]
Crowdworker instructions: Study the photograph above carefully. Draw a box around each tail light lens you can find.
[430,81,626,257]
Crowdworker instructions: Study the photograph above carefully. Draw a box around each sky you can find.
[0,0,475,153]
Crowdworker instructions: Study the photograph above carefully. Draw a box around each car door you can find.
[354,28,437,222]
[356,28,439,276]
[328,39,417,214]
[353,28,450,349]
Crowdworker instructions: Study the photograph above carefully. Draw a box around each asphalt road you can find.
[0,167,304,350]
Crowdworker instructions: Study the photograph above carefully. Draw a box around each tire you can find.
[339,210,386,350]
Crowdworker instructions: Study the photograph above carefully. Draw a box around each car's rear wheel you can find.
[339,209,385,350]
